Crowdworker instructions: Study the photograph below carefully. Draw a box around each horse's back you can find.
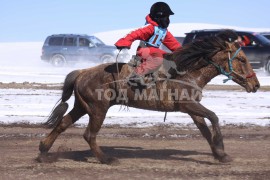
[73,62,128,90]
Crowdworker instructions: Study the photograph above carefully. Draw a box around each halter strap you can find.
[207,47,242,83]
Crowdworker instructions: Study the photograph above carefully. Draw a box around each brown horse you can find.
[39,31,260,164]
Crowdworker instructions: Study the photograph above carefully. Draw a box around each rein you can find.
[206,47,255,83]
[115,49,129,104]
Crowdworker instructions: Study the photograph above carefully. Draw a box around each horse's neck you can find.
[181,66,219,89]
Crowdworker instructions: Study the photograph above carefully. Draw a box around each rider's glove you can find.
[115,45,130,50]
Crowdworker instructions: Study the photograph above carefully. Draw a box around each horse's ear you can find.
[225,42,233,52]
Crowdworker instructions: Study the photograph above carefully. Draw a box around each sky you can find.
[1,0,270,42]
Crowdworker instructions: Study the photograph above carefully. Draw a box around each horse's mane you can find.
[165,29,238,72]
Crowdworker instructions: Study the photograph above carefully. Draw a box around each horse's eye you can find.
[239,57,246,64]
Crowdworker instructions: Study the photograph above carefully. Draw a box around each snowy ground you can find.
[0,88,269,127]
[0,23,269,127]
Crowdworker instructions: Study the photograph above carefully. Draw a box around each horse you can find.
[39,31,260,164]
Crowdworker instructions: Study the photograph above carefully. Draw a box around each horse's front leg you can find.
[183,102,232,163]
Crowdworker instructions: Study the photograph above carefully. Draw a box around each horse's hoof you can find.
[100,156,119,165]
[36,152,49,162]
[218,154,233,163]
[39,141,49,153]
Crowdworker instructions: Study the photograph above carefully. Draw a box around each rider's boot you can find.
[167,67,186,79]
[127,73,146,87]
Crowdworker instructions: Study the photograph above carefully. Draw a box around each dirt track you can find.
[0,125,269,180]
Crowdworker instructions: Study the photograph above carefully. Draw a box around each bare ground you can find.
[0,125,269,180]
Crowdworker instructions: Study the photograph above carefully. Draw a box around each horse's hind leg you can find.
[83,110,116,164]
[184,102,232,163]
[39,105,86,153]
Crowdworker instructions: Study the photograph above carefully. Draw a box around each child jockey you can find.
[115,2,181,86]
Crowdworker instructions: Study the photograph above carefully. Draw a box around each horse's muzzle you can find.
[246,74,260,93]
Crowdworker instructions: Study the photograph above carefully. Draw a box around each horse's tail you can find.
[44,70,81,128]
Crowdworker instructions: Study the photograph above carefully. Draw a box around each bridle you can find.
[207,47,256,83]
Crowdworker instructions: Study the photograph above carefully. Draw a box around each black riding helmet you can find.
[150,2,174,28]
[150,2,174,18]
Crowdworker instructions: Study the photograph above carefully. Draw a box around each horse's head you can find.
[165,30,260,92]
[211,42,260,92]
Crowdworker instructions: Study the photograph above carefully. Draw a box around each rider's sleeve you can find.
[115,24,154,48]
[162,31,182,52]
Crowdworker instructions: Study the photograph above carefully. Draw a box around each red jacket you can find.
[115,15,181,52]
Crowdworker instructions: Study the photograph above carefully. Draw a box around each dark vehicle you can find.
[174,36,185,44]
[260,32,270,40]
[183,29,270,74]
[160,36,185,52]
[41,34,130,67]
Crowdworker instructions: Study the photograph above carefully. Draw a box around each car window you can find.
[48,37,64,46]
[263,34,270,40]
[89,36,105,46]
[247,36,258,46]
[63,37,76,46]
[238,33,262,47]
[79,38,90,47]
[183,34,194,45]
[254,34,270,45]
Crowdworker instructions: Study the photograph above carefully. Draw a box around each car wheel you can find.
[266,60,270,74]
[50,54,66,67]
[101,54,115,63]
